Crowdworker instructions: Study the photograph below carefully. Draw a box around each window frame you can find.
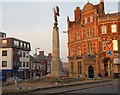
[88,43,92,54]
[2,61,7,67]
[24,43,26,48]
[101,25,107,34]
[90,15,93,22]
[102,41,106,51]
[26,62,29,67]
[20,42,23,48]
[112,40,118,51]
[14,40,19,46]
[85,17,88,24]
[2,50,7,56]
[2,40,7,44]
[76,33,80,40]
[23,62,25,67]
[27,44,30,49]
[111,24,117,33]
[23,52,25,57]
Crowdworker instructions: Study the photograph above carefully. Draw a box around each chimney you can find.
[39,51,44,55]
[99,0,105,17]
[74,7,81,22]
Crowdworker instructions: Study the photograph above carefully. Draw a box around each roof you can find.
[30,54,51,63]
[37,55,47,61]
[82,2,94,12]
[1,37,31,44]
[98,12,120,22]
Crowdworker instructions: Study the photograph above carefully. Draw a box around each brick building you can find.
[30,51,52,78]
[67,1,120,79]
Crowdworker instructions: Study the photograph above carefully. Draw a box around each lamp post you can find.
[33,47,40,78]
[63,31,74,78]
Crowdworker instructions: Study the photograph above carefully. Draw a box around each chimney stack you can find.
[74,7,81,22]
[99,0,105,17]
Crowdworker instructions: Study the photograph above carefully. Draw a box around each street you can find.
[66,79,119,94]
[29,79,119,95]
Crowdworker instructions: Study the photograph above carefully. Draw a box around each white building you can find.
[0,33,31,80]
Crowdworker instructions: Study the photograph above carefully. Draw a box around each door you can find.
[88,66,94,78]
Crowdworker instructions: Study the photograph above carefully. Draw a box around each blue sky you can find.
[1,0,119,62]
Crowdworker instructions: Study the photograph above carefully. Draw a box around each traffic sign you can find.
[106,42,114,58]
[107,50,112,56]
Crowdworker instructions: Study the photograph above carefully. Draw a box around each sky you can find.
[0,0,120,62]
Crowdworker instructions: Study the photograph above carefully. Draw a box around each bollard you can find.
[14,78,19,89]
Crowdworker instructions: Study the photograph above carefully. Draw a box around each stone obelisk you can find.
[45,6,63,78]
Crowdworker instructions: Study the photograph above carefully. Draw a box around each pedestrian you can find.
[14,78,19,89]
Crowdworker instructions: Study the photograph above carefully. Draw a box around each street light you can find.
[63,30,74,78]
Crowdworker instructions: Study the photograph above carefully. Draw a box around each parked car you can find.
[6,77,22,84]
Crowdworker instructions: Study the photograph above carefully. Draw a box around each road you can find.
[65,79,119,94]
[30,79,119,95]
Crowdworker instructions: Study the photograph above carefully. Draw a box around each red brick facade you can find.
[67,1,120,78]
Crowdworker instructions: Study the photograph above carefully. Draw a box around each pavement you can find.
[2,78,112,95]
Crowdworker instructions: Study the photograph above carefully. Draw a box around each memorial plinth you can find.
[45,6,67,78]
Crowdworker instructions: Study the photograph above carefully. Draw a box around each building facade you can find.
[67,1,120,79]
[0,34,31,80]
[30,51,52,78]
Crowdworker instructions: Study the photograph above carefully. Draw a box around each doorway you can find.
[88,66,94,78]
